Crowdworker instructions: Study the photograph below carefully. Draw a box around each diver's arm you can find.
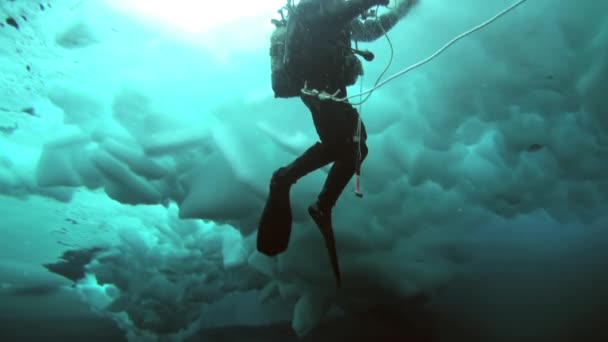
[351,0,419,42]
[320,0,390,28]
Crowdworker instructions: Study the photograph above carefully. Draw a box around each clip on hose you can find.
[354,152,363,198]
[355,173,363,198]
[354,138,363,198]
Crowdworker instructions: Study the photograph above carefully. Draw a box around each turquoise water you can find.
[1,0,607,341]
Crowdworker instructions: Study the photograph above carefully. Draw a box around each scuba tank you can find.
[268,0,375,97]
[269,7,302,98]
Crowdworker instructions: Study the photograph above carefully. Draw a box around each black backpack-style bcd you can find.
[269,1,365,98]
[269,4,303,98]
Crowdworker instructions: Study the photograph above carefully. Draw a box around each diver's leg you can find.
[315,104,369,211]
[303,96,369,285]
[308,140,368,287]
[312,141,369,213]
[258,142,336,256]
[271,142,334,188]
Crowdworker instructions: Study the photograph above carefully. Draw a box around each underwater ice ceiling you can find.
[0,0,607,341]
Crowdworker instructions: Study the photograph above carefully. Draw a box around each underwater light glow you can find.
[103,0,285,34]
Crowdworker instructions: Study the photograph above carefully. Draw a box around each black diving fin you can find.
[257,172,293,256]
[308,204,341,287]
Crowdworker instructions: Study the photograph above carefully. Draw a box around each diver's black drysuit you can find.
[271,0,415,218]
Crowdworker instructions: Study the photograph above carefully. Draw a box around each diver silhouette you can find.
[258,0,419,287]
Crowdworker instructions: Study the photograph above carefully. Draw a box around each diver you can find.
[258,0,419,286]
